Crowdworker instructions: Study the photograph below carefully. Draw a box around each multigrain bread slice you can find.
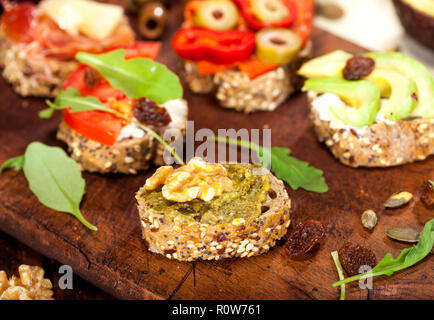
[182,41,312,113]
[308,98,434,168]
[57,120,185,174]
[136,167,291,261]
[0,31,79,97]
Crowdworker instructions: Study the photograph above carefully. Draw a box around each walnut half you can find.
[0,265,54,300]
[145,157,233,202]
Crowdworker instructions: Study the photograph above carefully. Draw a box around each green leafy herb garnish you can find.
[333,218,434,287]
[0,155,24,173]
[75,50,183,104]
[331,251,346,300]
[213,136,328,193]
[1,142,97,231]
[429,180,434,188]
[40,88,184,165]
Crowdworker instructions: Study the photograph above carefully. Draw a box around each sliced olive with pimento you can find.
[194,0,239,31]
[251,0,290,23]
[233,0,296,30]
[256,28,301,64]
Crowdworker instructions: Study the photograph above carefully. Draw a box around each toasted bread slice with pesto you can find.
[136,163,291,261]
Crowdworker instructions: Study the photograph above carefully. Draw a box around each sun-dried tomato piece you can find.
[338,242,376,277]
[421,181,434,207]
[286,220,325,260]
[133,97,171,127]
[342,56,375,80]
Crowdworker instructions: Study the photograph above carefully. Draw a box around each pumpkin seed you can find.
[361,210,377,230]
[386,226,420,243]
[384,191,413,208]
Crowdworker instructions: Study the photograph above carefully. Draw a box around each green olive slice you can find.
[256,28,301,64]
[194,0,239,31]
[251,0,289,23]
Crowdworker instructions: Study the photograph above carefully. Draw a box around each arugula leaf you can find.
[76,50,183,104]
[213,136,328,193]
[333,218,434,286]
[331,251,346,300]
[0,155,24,173]
[265,147,328,193]
[23,142,97,231]
[40,87,114,118]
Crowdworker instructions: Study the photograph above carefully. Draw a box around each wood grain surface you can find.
[0,0,432,300]
[0,230,113,300]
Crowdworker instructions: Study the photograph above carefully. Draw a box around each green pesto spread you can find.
[143,164,270,225]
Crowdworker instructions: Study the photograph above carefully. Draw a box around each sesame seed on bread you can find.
[57,118,186,174]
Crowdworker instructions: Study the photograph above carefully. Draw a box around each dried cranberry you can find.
[83,67,100,87]
[421,181,434,207]
[338,242,376,277]
[133,97,171,127]
[286,220,325,260]
[342,56,375,80]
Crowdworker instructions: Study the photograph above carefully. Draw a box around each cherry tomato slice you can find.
[63,65,126,103]
[63,109,125,146]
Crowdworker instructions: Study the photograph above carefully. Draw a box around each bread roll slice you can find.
[136,166,291,261]
[182,41,312,113]
[308,95,434,167]
[0,31,79,97]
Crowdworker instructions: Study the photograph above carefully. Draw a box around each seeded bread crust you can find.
[136,168,291,261]
[308,98,434,167]
[0,31,78,97]
[182,41,312,113]
[57,119,186,174]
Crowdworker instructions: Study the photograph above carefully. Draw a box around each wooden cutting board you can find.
[0,1,432,300]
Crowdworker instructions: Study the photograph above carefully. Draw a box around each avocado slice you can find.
[298,50,353,79]
[367,69,418,121]
[365,52,434,118]
[303,77,381,128]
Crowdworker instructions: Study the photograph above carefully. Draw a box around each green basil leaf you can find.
[0,155,25,173]
[76,50,183,104]
[40,87,114,118]
[333,218,434,286]
[23,142,97,231]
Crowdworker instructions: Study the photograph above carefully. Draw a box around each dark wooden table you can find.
[0,229,113,300]
[0,0,432,300]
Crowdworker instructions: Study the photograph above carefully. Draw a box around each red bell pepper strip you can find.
[197,60,236,76]
[233,0,297,30]
[237,56,279,79]
[172,27,255,64]
[291,0,314,45]
[103,41,162,60]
